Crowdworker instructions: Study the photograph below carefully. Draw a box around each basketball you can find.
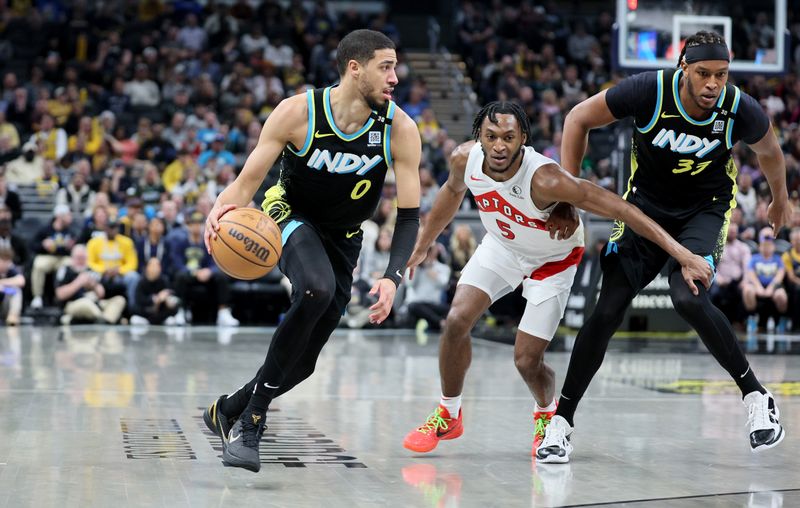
[210,208,282,280]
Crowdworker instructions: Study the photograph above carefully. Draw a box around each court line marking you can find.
[0,388,792,404]
[561,487,800,507]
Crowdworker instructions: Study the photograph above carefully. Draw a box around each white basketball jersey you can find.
[464,143,584,263]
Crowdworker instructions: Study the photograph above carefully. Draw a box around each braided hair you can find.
[471,101,531,144]
[677,30,727,68]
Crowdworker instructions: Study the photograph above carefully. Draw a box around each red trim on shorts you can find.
[529,247,585,281]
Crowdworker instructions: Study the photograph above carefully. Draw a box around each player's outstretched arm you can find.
[408,141,473,273]
[749,126,791,234]
[204,94,306,252]
[532,164,712,295]
[368,109,422,324]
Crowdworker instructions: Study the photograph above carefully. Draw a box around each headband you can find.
[684,42,730,63]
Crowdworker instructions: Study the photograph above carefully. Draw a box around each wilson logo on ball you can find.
[227,227,271,262]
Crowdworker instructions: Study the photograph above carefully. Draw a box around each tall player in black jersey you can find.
[537,31,790,464]
[201,30,421,472]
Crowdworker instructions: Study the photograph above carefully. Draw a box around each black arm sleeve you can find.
[604,71,659,126]
[732,92,770,145]
[383,207,420,287]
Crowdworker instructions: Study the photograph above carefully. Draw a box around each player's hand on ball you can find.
[204,203,238,253]
[546,202,579,240]
[369,278,397,324]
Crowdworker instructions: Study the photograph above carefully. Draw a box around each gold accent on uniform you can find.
[713,158,739,262]
[251,413,262,424]
[672,159,713,176]
[262,184,291,224]
[611,143,642,242]
[609,219,626,242]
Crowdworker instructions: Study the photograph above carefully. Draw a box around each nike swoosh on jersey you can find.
[314,130,335,138]
[469,175,485,182]
[346,229,360,238]
[660,112,680,119]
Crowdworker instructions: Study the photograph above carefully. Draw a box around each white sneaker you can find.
[130,315,150,326]
[164,316,177,326]
[216,307,240,327]
[535,415,573,464]
[744,391,785,452]
[174,309,187,326]
[31,296,43,309]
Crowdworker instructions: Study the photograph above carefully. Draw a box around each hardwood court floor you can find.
[0,325,796,507]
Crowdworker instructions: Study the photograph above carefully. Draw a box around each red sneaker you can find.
[532,405,557,455]
[403,405,463,453]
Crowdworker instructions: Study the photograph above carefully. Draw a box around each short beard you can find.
[482,144,524,173]
[359,79,385,111]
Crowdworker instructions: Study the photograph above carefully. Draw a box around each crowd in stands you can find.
[0,0,462,329]
[0,0,798,336]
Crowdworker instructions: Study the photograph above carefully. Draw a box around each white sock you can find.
[439,393,461,418]
[535,399,557,413]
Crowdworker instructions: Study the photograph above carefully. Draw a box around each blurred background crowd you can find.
[0,0,798,336]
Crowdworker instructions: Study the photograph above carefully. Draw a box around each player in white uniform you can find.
[402,102,712,455]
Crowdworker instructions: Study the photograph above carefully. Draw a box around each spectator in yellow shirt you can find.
[162,149,199,192]
[67,116,103,156]
[86,218,140,309]
[0,109,20,163]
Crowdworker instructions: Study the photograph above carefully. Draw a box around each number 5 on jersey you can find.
[496,219,515,239]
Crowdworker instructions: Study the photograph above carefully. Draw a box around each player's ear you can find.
[348,59,361,77]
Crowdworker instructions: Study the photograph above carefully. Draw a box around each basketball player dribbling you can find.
[402,101,712,455]
[202,29,422,472]
[538,31,789,464]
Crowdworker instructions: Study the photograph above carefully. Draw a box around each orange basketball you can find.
[211,208,282,280]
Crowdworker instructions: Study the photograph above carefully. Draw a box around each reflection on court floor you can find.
[0,325,796,507]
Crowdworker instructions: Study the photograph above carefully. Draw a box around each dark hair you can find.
[471,101,531,142]
[336,29,395,76]
[677,30,726,67]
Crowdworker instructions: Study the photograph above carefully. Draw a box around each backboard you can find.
[615,0,787,74]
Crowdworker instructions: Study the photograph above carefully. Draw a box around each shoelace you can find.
[240,420,265,448]
[541,421,567,448]
[417,407,450,434]
[534,413,553,438]
[746,396,776,430]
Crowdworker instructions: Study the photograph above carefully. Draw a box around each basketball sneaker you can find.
[403,405,463,453]
[535,415,573,464]
[223,411,266,472]
[532,405,558,455]
[744,391,785,452]
[203,395,234,444]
